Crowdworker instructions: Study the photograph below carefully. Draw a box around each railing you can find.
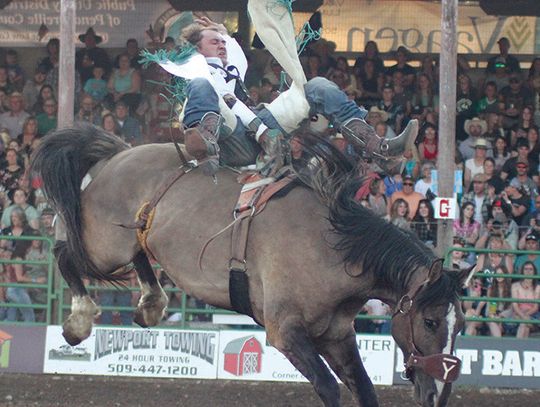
[1,235,539,335]
[0,235,56,326]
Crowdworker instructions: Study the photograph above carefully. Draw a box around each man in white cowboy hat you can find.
[464,138,489,190]
[459,117,490,161]
[367,106,396,139]
[75,27,111,75]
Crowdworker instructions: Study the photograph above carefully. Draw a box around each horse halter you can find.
[392,280,461,384]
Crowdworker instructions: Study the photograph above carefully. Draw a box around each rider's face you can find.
[198,30,227,65]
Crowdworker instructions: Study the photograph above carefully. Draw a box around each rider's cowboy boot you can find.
[340,118,419,175]
[184,112,222,175]
[248,118,287,177]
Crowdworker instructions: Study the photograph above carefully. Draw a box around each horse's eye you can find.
[424,318,439,331]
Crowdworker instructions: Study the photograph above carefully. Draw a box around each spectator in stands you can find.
[263,58,285,87]
[387,198,410,230]
[21,66,47,111]
[414,161,436,197]
[31,84,54,115]
[525,125,540,159]
[527,57,540,91]
[377,83,404,134]
[416,123,438,163]
[500,74,534,130]
[76,27,112,76]
[38,38,59,74]
[363,299,391,334]
[482,198,519,250]
[523,195,540,236]
[385,46,416,90]
[463,173,491,224]
[115,38,142,71]
[113,101,142,145]
[453,201,481,248]
[412,73,438,115]
[0,89,9,114]
[459,117,489,161]
[353,40,384,78]
[83,64,108,103]
[486,37,521,75]
[511,261,539,338]
[106,53,142,113]
[411,199,437,248]
[492,135,511,173]
[463,275,487,336]
[483,157,505,194]
[76,94,102,126]
[101,113,122,137]
[388,174,424,220]
[365,177,387,218]
[510,105,535,147]
[24,230,48,322]
[485,264,513,337]
[357,59,382,109]
[456,73,478,142]
[402,141,421,179]
[17,116,40,155]
[366,107,395,138]
[0,148,24,198]
[390,71,413,116]
[477,81,499,116]
[36,98,57,135]
[76,50,96,86]
[417,55,439,90]
[1,207,37,322]
[0,92,30,140]
[501,184,531,226]
[39,207,55,242]
[5,50,25,92]
[464,138,489,190]
[483,105,505,144]
[1,188,39,230]
[0,65,15,95]
[515,232,540,272]
[450,237,472,270]
[501,138,538,183]
[509,159,536,198]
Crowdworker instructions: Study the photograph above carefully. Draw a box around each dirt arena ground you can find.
[0,374,538,407]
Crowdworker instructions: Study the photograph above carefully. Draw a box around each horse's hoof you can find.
[133,310,150,328]
[62,329,83,346]
[133,293,168,327]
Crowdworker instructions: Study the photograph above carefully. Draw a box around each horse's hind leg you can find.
[132,251,168,327]
[267,319,341,407]
[54,241,100,346]
[317,328,379,407]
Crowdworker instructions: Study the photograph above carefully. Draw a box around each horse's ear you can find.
[458,264,477,288]
[427,258,444,283]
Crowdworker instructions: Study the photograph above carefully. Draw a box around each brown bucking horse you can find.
[31,124,469,407]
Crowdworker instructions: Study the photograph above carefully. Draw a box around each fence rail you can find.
[1,236,539,333]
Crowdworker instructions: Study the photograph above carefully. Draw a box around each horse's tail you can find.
[30,124,130,281]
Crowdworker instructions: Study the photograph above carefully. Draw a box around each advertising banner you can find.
[0,325,47,374]
[43,326,220,379]
[0,0,536,55]
[217,331,395,385]
[393,336,540,389]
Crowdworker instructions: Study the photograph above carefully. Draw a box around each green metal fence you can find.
[1,235,539,333]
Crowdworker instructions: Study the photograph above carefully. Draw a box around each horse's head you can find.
[391,260,472,407]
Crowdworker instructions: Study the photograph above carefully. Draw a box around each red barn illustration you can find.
[0,330,13,368]
[223,335,263,376]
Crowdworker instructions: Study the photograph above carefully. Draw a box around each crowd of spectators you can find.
[0,28,538,336]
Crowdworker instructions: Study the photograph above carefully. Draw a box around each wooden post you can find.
[436,0,458,257]
[58,0,76,128]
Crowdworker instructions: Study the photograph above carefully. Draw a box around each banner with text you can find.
[393,336,540,388]
[43,326,220,379]
[217,331,394,385]
[0,0,536,55]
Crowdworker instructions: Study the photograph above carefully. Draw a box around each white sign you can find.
[217,331,394,385]
[434,197,457,219]
[43,326,219,379]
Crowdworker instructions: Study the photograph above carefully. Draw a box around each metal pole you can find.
[436,0,458,257]
[58,0,76,128]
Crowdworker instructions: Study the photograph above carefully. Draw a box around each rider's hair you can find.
[182,24,220,47]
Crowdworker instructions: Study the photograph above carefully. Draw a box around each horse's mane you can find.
[298,134,446,297]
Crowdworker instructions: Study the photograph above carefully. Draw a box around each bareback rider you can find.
[171,17,417,176]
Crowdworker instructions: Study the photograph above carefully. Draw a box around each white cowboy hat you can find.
[367,106,389,122]
[464,117,487,136]
[473,138,489,149]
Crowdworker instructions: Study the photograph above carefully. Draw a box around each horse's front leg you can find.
[317,328,379,407]
[132,251,168,327]
[266,317,341,407]
[54,241,100,346]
